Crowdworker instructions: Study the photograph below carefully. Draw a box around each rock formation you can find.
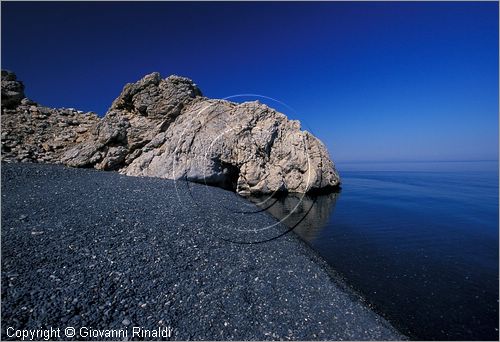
[1,71,100,164]
[1,70,340,195]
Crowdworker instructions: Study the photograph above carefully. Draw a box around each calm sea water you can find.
[253,161,499,340]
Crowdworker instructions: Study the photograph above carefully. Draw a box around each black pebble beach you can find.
[1,163,404,340]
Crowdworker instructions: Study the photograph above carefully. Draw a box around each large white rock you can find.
[123,98,340,194]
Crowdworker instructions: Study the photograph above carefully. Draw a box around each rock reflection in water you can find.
[245,192,339,242]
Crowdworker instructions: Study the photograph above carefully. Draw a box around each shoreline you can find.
[1,162,405,340]
[288,229,410,340]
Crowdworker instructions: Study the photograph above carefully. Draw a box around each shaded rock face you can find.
[1,70,25,109]
[2,71,340,194]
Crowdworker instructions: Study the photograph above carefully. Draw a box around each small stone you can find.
[21,98,36,106]
[122,319,131,326]
[76,126,88,134]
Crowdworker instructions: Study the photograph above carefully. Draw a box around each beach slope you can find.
[1,163,403,340]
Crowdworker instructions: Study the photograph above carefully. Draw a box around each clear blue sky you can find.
[2,2,498,162]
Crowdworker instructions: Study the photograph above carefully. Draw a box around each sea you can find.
[254,161,499,340]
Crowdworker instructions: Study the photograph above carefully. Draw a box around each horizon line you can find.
[335,159,499,164]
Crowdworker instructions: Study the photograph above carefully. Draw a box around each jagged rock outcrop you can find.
[61,72,202,170]
[1,70,25,109]
[2,71,340,194]
[1,70,100,164]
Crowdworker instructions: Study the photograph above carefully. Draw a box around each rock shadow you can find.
[245,191,340,243]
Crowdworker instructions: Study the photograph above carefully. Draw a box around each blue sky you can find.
[2,2,498,162]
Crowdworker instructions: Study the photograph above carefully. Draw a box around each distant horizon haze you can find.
[2,2,498,163]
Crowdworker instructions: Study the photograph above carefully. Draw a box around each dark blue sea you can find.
[257,161,499,340]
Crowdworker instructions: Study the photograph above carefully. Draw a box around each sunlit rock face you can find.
[2,71,340,195]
